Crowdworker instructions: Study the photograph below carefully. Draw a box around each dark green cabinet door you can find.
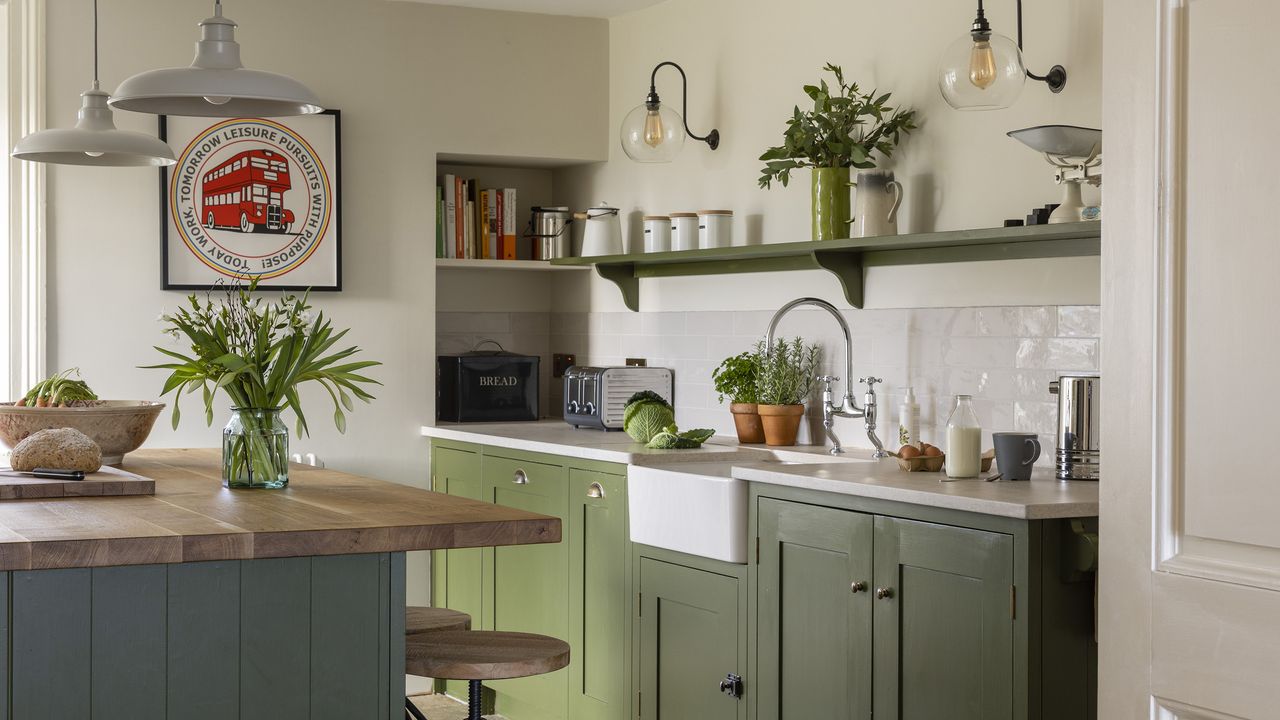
[485,453,570,720]
[431,443,486,700]
[872,517,1014,720]
[638,557,741,720]
[568,468,629,720]
[756,499,873,720]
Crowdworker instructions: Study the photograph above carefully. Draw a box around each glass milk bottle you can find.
[945,395,982,478]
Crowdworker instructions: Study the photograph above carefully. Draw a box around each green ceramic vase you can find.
[811,166,853,242]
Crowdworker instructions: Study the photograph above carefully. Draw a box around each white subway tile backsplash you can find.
[1058,306,1102,337]
[440,306,1098,449]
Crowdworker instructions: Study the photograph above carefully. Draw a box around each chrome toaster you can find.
[563,366,673,431]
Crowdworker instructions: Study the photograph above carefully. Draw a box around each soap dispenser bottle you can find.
[898,386,920,448]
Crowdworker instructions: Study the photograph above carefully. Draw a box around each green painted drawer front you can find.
[3,553,404,719]
[568,468,629,720]
[485,453,571,720]
[431,443,487,700]
[638,557,741,720]
[872,516,1014,720]
[756,499,873,720]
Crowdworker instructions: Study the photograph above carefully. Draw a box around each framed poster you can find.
[159,110,341,291]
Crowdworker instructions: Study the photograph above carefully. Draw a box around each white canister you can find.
[643,215,672,253]
[670,213,699,251]
[698,210,733,249]
[577,206,623,257]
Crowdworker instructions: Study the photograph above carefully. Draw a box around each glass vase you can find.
[222,407,290,489]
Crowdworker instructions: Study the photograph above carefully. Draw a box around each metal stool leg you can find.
[406,695,429,720]
[466,679,485,720]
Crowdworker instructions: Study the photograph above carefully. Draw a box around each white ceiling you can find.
[392,0,667,18]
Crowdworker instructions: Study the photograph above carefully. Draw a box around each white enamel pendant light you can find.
[110,0,322,117]
[11,0,176,166]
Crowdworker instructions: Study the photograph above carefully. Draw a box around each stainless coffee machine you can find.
[1049,374,1100,480]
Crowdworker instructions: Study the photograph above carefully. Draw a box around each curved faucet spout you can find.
[765,297,888,458]
[766,297,859,413]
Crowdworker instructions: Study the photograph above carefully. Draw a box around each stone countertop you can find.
[732,461,1098,520]
[422,421,1099,520]
[420,421,774,465]
[0,448,560,571]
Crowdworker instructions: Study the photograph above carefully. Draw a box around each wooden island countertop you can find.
[0,448,560,571]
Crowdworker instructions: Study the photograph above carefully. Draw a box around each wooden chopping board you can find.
[0,465,155,500]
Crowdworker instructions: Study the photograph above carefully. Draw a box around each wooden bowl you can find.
[0,401,165,466]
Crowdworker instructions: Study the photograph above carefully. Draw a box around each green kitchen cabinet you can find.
[484,452,571,720]
[872,516,1014,720]
[430,441,487,701]
[755,499,873,719]
[636,549,747,720]
[568,467,630,720]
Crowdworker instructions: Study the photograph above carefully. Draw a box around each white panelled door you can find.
[1103,0,1280,718]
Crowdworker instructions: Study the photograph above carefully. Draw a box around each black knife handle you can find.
[31,468,86,481]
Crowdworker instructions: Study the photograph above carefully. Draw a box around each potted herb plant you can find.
[755,338,821,446]
[147,281,381,489]
[758,63,918,241]
[712,351,764,444]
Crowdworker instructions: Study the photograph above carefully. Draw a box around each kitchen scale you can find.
[1007,125,1102,223]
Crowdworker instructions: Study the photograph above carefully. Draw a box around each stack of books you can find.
[437,174,519,260]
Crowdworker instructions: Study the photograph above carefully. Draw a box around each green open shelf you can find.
[549,221,1102,310]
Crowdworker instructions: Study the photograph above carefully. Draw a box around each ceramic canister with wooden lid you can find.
[698,210,734,249]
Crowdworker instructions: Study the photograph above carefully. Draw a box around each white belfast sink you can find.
[628,451,871,564]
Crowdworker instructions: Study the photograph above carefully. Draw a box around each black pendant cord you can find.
[646,61,720,150]
[1014,0,1067,92]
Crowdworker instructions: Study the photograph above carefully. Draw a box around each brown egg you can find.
[899,445,921,459]
[923,445,943,458]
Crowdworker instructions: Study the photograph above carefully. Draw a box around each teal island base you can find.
[1,552,406,720]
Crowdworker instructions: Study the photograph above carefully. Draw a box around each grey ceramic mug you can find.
[992,432,1042,481]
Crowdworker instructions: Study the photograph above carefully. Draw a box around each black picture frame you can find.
[158,109,343,291]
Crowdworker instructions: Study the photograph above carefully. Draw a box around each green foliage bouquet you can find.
[146,281,380,487]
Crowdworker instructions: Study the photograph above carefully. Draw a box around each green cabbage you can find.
[624,401,675,443]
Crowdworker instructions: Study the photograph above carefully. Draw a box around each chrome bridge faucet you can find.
[765,297,890,458]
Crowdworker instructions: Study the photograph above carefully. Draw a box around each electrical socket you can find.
[553,353,576,377]
[626,358,647,367]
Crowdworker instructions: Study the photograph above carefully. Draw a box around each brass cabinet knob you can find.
[875,587,894,600]
[512,469,529,485]
[850,581,867,594]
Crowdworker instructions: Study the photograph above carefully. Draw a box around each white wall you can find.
[555,0,1103,312]
[43,0,609,603]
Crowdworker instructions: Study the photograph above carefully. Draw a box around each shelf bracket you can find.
[595,263,640,312]
[811,250,865,309]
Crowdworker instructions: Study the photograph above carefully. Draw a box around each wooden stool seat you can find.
[406,630,570,681]
[405,606,471,635]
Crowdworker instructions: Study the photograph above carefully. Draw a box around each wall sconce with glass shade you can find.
[937,0,1067,110]
[109,0,322,117]
[620,61,720,163]
[11,0,176,166]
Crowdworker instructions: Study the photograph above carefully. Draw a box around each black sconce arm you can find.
[647,61,721,150]
[1015,0,1067,92]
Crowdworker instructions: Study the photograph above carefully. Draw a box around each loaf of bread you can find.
[10,428,102,473]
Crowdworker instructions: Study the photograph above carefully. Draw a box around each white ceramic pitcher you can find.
[852,170,903,238]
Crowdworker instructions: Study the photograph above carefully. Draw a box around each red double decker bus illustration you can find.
[200,149,296,234]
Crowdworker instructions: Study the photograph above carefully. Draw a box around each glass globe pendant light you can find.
[110,0,322,117]
[620,61,719,163]
[11,0,176,167]
[937,0,1067,111]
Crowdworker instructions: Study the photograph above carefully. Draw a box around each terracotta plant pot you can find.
[757,404,806,447]
[729,403,766,444]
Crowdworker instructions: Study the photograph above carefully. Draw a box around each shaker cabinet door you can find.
[568,468,630,720]
[872,516,1014,720]
[430,443,487,700]
[755,498,873,720]
[637,557,742,720]
[484,453,570,720]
